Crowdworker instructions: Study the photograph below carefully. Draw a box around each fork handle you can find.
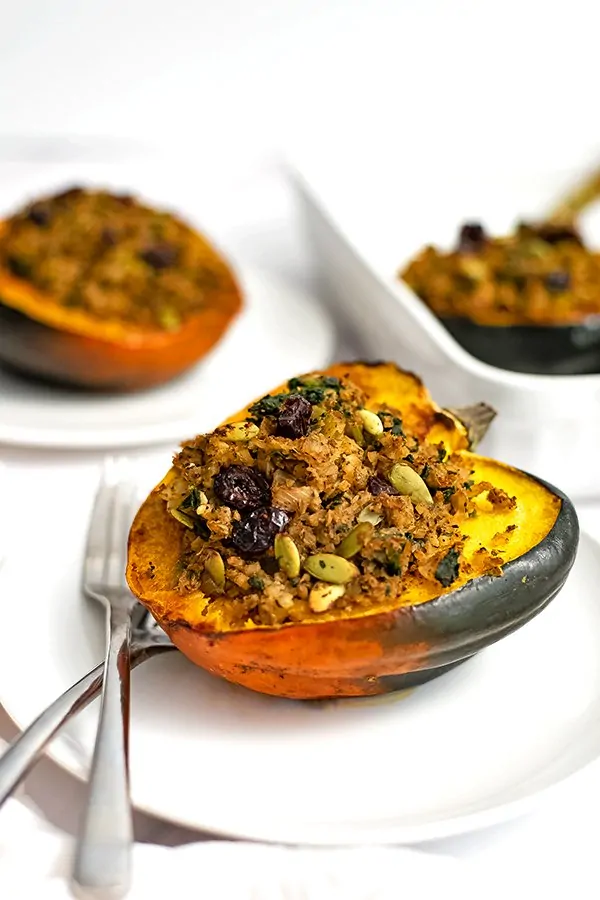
[0,643,171,810]
[72,605,133,900]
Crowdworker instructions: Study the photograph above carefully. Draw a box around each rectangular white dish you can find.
[291,152,600,499]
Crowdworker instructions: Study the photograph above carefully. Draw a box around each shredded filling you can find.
[159,374,516,628]
[0,186,230,331]
[401,220,600,326]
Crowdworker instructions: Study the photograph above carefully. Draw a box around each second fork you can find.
[71,458,139,900]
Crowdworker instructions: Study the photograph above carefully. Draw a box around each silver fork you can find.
[0,608,174,809]
[71,457,141,900]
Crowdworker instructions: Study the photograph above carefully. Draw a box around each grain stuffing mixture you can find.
[401,220,600,326]
[0,186,227,331]
[161,373,516,628]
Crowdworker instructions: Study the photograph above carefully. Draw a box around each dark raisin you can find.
[115,193,136,206]
[213,465,270,511]
[276,395,313,438]
[544,271,570,292]
[54,187,83,203]
[7,256,32,279]
[534,223,583,246]
[139,242,179,269]
[101,226,119,246]
[457,222,487,254]
[231,507,291,556]
[435,548,460,587]
[26,203,51,226]
[368,475,398,496]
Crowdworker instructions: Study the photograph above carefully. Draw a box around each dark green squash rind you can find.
[0,300,115,390]
[442,316,600,375]
[167,475,578,697]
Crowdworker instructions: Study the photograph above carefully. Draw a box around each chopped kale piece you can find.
[180,487,201,510]
[435,548,460,587]
[248,393,287,421]
[193,517,211,540]
[322,491,344,508]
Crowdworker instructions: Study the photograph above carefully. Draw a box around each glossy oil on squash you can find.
[126,361,579,698]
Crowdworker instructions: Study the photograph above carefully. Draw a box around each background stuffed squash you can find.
[0,187,243,391]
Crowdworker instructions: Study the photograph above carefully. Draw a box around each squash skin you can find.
[126,361,580,699]
[442,316,600,375]
[0,234,243,392]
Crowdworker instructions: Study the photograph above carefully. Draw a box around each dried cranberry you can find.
[139,242,179,269]
[276,395,313,438]
[26,203,51,226]
[115,193,136,206]
[7,256,32,279]
[54,187,83,203]
[368,475,398,496]
[534,223,583,246]
[231,507,291,556]
[545,271,570,292]
[213,465,271,511]
[457,223,487,254]
[101,226,119,246]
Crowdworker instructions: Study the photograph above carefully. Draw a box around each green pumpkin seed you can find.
[357,408,384,436]
[358,506,382,526]
[309,582,346,613]
[304,553,359,584]
[458,258,488,281]
[346,422,364,446]
[204,550,225,592]
[389,463,433,506]
[274,534,301,578]
[224,421,260,442]
[195,491,209,515]
[169,507,195,529]
[158,306,182,331]
[336,523,374,559]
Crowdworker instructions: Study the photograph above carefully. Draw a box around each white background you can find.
[2,0,600,291]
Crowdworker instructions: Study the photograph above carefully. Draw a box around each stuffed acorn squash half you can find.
[126,361,579,699]
[0,187,242,391]
[402,221,600,375]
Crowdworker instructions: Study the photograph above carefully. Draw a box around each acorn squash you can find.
[126,361,579,699]
[0,188,242,391]
[401,220,600,375]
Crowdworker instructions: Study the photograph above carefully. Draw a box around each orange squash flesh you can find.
[0,222,243,391]
[126,362,578,699]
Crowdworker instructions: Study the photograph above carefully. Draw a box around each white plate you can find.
[0,266,335,449]
[0,462,597,845]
